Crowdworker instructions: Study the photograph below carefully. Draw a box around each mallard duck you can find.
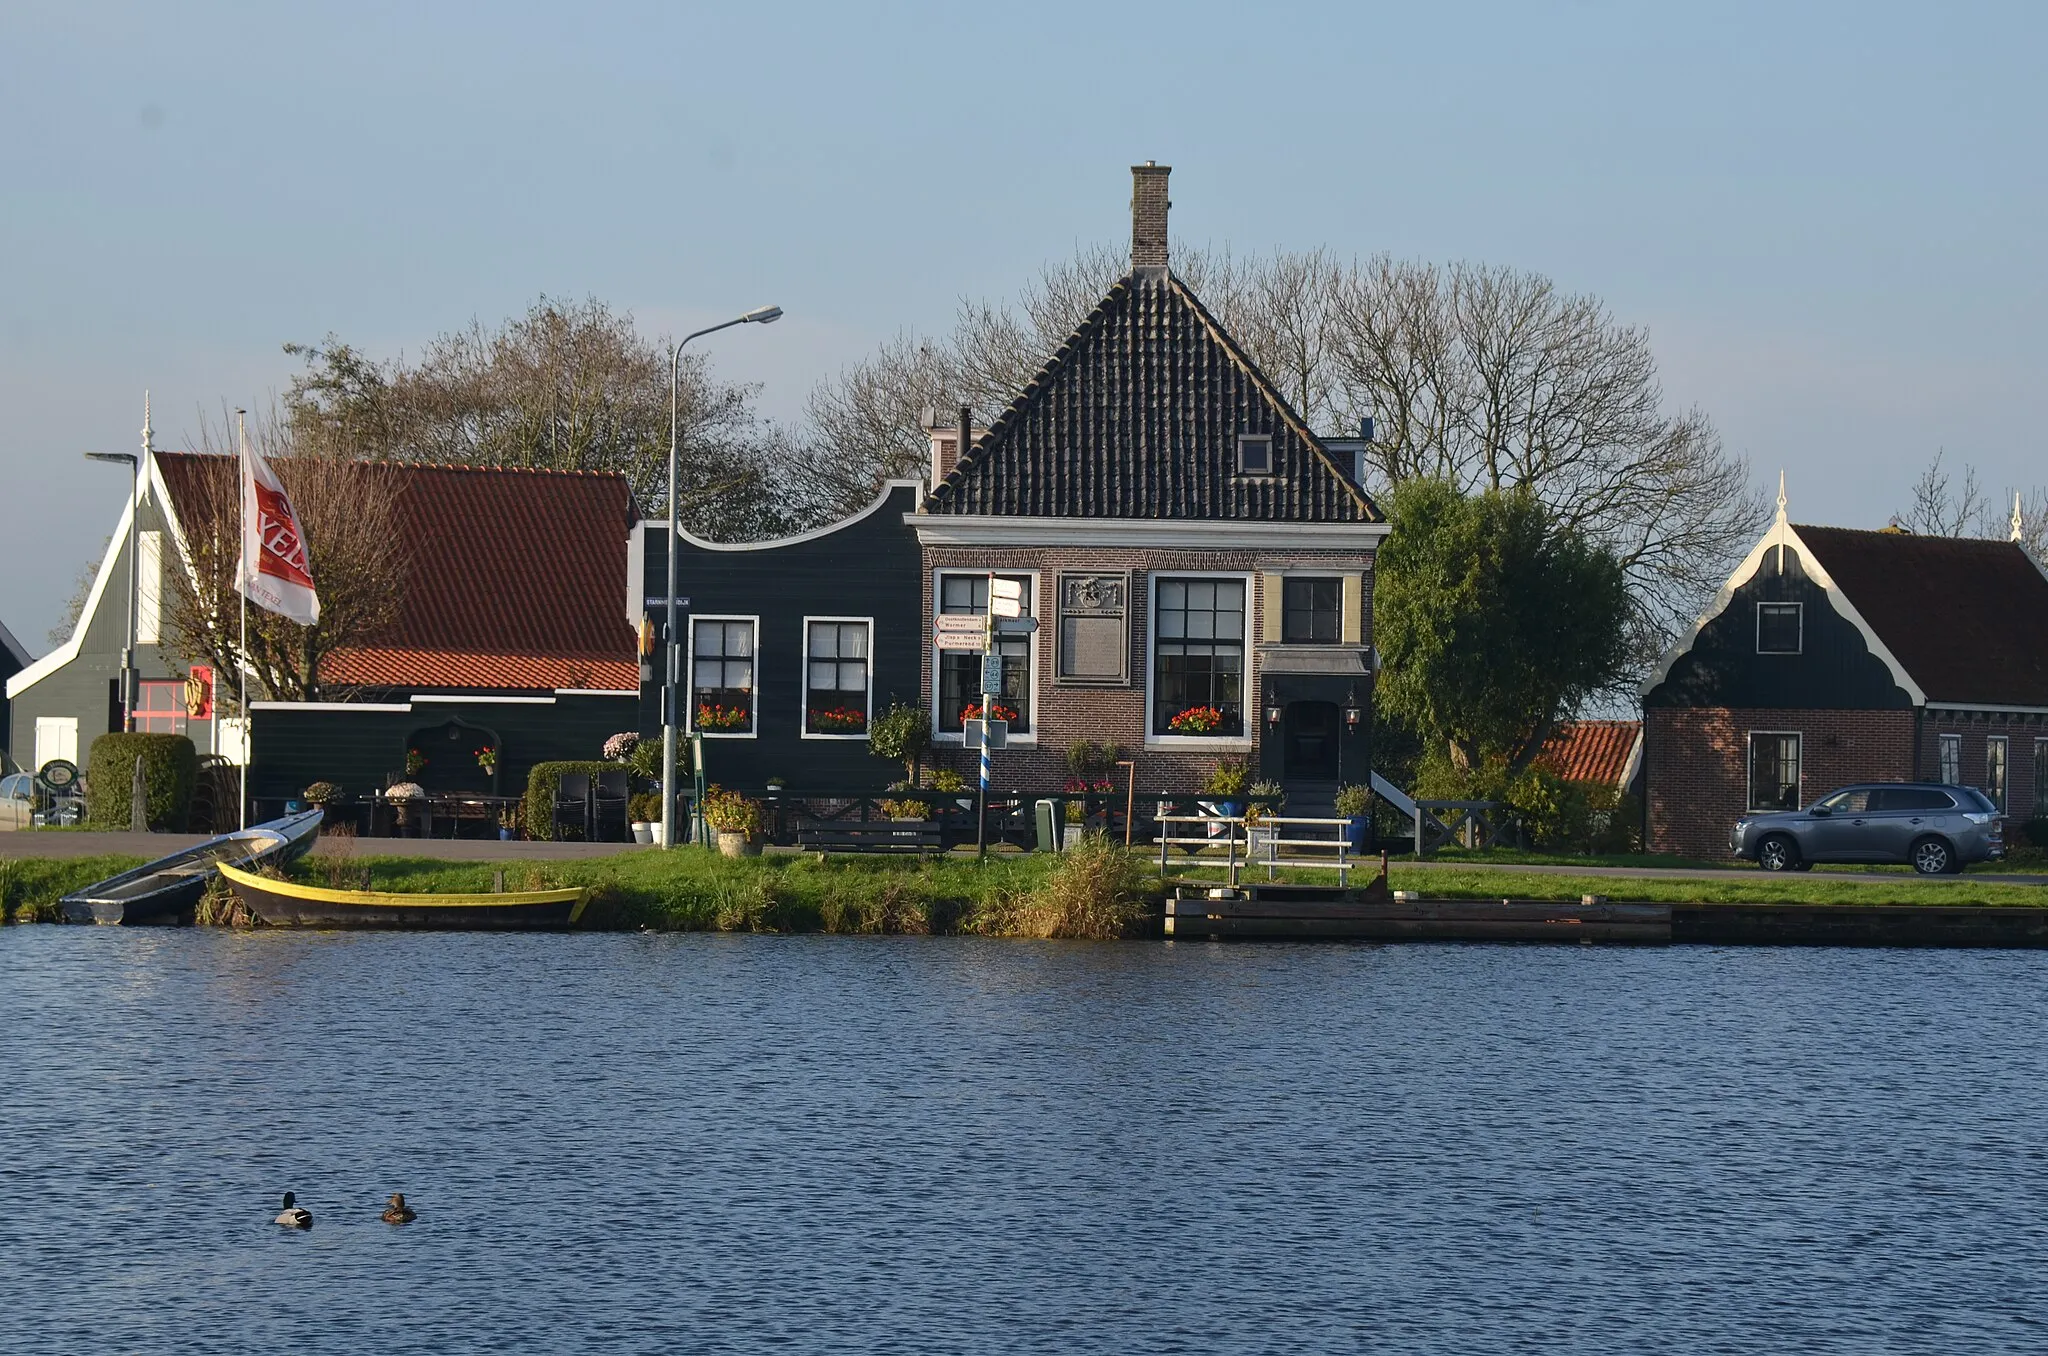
[274,1192,312,1229]
[380,1192,416,1225]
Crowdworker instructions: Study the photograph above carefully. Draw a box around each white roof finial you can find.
[2014,490,2026,543]
[140,390,153,454]
[1775,469,1787,523]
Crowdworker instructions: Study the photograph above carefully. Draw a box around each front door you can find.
[1283,701,1341,781]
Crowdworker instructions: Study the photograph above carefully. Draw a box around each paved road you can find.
[1390,857,2048,887]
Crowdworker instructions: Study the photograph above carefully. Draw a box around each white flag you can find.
[237,440,320,626]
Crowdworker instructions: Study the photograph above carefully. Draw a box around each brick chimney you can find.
[1131,161,1170,276]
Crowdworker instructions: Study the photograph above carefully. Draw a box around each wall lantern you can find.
[1265,703,1283,729]
[1343,698,1363,730]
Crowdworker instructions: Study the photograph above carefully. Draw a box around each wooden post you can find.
[494,870,507,894]
[1117,759,1136,847]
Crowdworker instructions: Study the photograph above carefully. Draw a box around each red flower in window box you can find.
[696,702,751,731]
[961,701,1017,726]
[810,706,867,734]
[1168,705,1225,735]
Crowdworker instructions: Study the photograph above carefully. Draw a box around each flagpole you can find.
[236,409,248,830]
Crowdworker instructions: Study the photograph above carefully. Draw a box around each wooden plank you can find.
[1166,915,1670,943]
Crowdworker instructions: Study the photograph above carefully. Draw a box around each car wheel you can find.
[1757,834,1800,872]
[1910,836,1954,876]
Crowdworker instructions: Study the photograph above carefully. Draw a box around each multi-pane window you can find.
[691,618,756,735]
[936,574,1031,734]
[1236,434,1273,476]
[1748,732,1801,811]
[805,619,870,737]
[1756,602,1802,654]
[1939,733,1962,786]
[135,680,187,735]
[1154,577,1247,736]
[1986,735,2008,813]
[1282,577,1342,645]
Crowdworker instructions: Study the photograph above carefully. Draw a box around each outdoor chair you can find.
[593,770,630,842]
[553,772,592,841]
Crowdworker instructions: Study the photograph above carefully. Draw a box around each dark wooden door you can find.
[1284,702,1340,781]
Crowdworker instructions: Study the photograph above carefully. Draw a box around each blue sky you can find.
[3,0,2043,650]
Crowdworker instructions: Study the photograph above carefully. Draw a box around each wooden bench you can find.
[797,819,946,854]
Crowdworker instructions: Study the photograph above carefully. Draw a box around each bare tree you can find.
[164,409,409,703]
[284,295,793,539]
[1896,449,2048,562]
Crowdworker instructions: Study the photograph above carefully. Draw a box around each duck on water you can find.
[381,1193,416,1225]
[274,1193,312,1229]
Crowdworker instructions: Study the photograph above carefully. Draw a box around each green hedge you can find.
[85,733,199,831]
[523,761,617,841]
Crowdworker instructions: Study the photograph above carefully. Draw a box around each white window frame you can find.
[1755,601,1802,655]
[1938,733,1962,786]
[800,615,874,741]
[931,569,1040,746]
[1746,729,1803,812]
[1985,734,2009,813]
[686,614,760,740]
[1146,570,1257,751]
[1236,433,1273,476]
[136,530,163,645]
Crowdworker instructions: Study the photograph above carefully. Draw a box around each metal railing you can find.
[1251,815,1363,884]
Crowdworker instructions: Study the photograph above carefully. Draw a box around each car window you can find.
[1878,788,1953,811]
[1954,787,1998,813]
[1814,789,1869,814]
[1,774,26,799]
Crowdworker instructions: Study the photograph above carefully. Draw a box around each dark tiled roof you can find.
[1538,720,1640,787]
[155,455,634,690]
[926,271,1382,522]
[1795,524,2048,706]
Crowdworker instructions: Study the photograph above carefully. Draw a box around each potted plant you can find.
[385,781,425,833]
[475,746,499,777]
[302,781,342,811]
[764,775,787,793]
[929,768,969,810]
[403,747,428,778]
[1334,784,1372,855]
[879,781,929,821]
[497,804,522,842]
[1200,758,1250,832]
[1246,779,1285,858]
[627,792,660,844]
[603,731,640,763]
[868,703,933,782]
[702,785,765,857]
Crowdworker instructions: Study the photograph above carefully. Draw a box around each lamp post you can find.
[85,398,150,733]
[661,305,782,850]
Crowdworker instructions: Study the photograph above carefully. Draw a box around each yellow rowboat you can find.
[217,860,588,930]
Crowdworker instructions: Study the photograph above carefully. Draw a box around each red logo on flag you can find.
[252,482,314,589]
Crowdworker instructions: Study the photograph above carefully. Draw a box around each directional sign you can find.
[934,632,986,651]
[992,616,1039,636]
[989,577,1025,618]
[935,614,985,633]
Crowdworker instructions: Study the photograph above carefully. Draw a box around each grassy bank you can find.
[0,855,147,923]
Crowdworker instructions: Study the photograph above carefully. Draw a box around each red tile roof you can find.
[156,455,634,691]
[1539,720,1641,787]
[1794,525,2048,707]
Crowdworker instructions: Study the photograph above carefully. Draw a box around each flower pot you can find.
[632,821,654,844]
[499,827,514,841]
[717,830,761,858]
[1345,816,1369,855]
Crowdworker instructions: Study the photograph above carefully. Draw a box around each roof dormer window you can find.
[1236,434,1273,477]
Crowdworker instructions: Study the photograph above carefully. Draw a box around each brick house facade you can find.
[1642,490,2048,859]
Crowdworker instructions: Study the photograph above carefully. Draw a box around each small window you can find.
[1939,733,1961,786]
[135,679,187,735]
[1986,736,2008,813]
[1749,732,1801,811]
[804,619,870,737]
[1236,434,1273,476]
[1756,602,1802,654]
[1281,578,1342,645]
[690,617,756,736]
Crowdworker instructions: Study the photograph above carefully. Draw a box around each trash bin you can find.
[1034,798,1063,853]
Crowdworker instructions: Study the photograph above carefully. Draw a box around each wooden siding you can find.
[1645,546,1912,711]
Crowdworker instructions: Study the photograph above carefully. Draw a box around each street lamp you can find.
[86,400,150,731]
[661,305,782,850]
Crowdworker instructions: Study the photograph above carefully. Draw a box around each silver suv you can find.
[1732,783,2004,874]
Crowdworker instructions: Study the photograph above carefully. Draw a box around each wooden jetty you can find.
[1165,884,1672,944]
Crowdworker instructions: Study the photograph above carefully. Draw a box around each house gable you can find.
[925,271,1380,525]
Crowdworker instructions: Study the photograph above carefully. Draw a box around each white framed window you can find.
[933,571,1037,742]
[136,530,163,645]
[1148,572,1254,745]
[1756,601,1802,654]
[1747,730,1801,811]
[1986,735,2008,813]
[1939,733,1961,786]
[1236,433,1273,476]
[802,617,872,739]
[688,615,758,738]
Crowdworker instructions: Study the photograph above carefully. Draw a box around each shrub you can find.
[878,780,930,820]
[1065,740,1123,778]
[868,702,932,780]
[522,760,614,841]
[983,835,1156,939]
[85,733,198,831]
[628,792,662,824]
[1333,784,1372,818]
[701,786,765,836]
[928,768,966,793]
[1202,757,1250,799]
[302,781,343,805]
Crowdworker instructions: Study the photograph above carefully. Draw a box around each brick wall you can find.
[1920,714,2047,820]
[920,543,1373,793]
[1644,707,1915,859]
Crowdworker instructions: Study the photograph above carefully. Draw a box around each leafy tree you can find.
[1374,479,1629,776]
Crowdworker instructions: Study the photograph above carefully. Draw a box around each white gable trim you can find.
[1617,727,1643,791]
[5,494,139,700]
[1639,517,1925,704]
[644,480,923,566]
[909,515,1390,550]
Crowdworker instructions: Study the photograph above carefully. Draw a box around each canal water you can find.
[1,932,2043,1354]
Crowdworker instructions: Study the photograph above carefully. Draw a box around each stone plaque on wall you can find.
[1056,571,1129,685]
